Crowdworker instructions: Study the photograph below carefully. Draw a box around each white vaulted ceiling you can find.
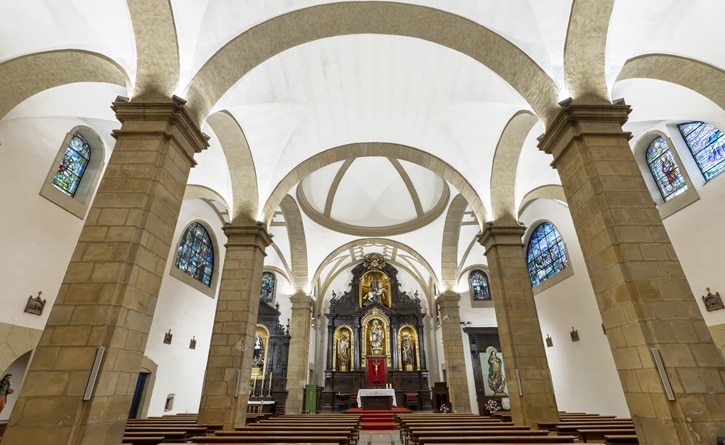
[2,0,723,309]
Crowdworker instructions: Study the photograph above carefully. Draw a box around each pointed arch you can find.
[279,195,309,292]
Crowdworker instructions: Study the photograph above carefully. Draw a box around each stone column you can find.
[436,291,472,412]
[2,100,207,445]
[479,224,559,426]
[197,224,272,428]
[285,292,314,413]
[538,100,725,444]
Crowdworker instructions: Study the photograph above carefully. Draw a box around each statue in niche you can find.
[401,333,415,369]
[361,271,390,306]
[337,332,351,371]
[252,335,265,368]
[369,319,385,354]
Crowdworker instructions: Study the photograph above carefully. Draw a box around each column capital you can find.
[290,292,314,309]
[111,99,209,165]
[537,99,632,164]
[223,224,273,252]
[436,290,461,308]
[478,223,526,250]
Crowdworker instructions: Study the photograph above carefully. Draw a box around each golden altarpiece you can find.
[322,254,432,410]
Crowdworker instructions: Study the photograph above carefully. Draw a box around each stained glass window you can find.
[260,271,276,302]
[527,222,568,287]
[677,121,725,181]
[175,222,214,287]
[646,136,687,201]
[52,131,91,197]
[469,269,491,301]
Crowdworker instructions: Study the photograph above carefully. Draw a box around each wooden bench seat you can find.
[188,435,350,445]
[406,426,532,444]
[416,435,577,444]
[605,434,639,444]
[121,436,166,445]
[123,430,188,442]
[412,429,548,442]
[577,428,637,442]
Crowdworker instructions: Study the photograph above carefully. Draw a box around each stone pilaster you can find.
[285,292,314,413]
[2,100,207,445]
[436,291,472,412]
[197,224,272,428]
[479,225,559,426]
[538,100,725,444]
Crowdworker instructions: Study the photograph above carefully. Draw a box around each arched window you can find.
[527,222,568,287]
[469,269,491,301]
[646,136,687,201]
[174,222,214,287]
[260,271,276,302]
[677,121,725,181]
[52,130,91,197]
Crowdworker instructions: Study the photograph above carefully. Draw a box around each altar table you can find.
[357,388,397,409]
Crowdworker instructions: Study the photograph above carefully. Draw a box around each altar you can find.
[357,388,397,410]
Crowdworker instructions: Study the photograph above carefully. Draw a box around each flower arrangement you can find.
[485,399,500,414]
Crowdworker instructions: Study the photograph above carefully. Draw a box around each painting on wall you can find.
[24,291,46,315]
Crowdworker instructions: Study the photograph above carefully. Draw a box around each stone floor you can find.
[358,430,402,445]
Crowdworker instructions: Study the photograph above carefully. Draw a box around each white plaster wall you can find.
[144,199,225,415]
[0,117,105,329]
[661,166,725,328]
[521,199,630,417]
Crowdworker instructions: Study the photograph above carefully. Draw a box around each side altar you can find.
[322,253,432,411]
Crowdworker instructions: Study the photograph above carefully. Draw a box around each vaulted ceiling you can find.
[2,0,723,309]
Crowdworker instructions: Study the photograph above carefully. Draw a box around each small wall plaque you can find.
[545,334,553,347]
[189,336,197,349]
[570,327,580,342]
[702,288,723,312]
[24,291,46,315]
[163,329,173,345]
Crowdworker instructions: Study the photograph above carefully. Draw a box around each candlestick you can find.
[251,377,256,396]
[267,371,273,397]
[261,371,266,395]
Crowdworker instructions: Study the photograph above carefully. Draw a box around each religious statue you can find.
[401,333,414,368]
[487,349,507,396]
[337,333,351,370]
[370,319,384,354]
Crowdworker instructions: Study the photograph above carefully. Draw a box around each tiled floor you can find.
[358,430,402,445]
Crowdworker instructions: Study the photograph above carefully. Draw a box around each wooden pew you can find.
[577,428,637,442]
[123,430,187,442]
[188,435,350,444]
[121,436,165,445]
[412,430,551,445]
[605,435,639,444]
[416,435,577,444]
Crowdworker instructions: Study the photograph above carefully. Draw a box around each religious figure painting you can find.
[482,346,508,397]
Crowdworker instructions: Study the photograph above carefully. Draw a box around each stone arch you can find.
[261,142,487,229]
[616,54,725,111]
[517,185,568,217]
[183,185,231,225]
[127,0,179,101]
[206,110,259,225]
[440,194,469,289]
[0,324,42,375]
[186,2,560,126]
[0,50,129,120]
[279,195,309,292]
[563,0,615,104]
[490,111,539,224]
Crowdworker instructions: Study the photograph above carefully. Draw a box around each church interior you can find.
[1,1,724,444]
